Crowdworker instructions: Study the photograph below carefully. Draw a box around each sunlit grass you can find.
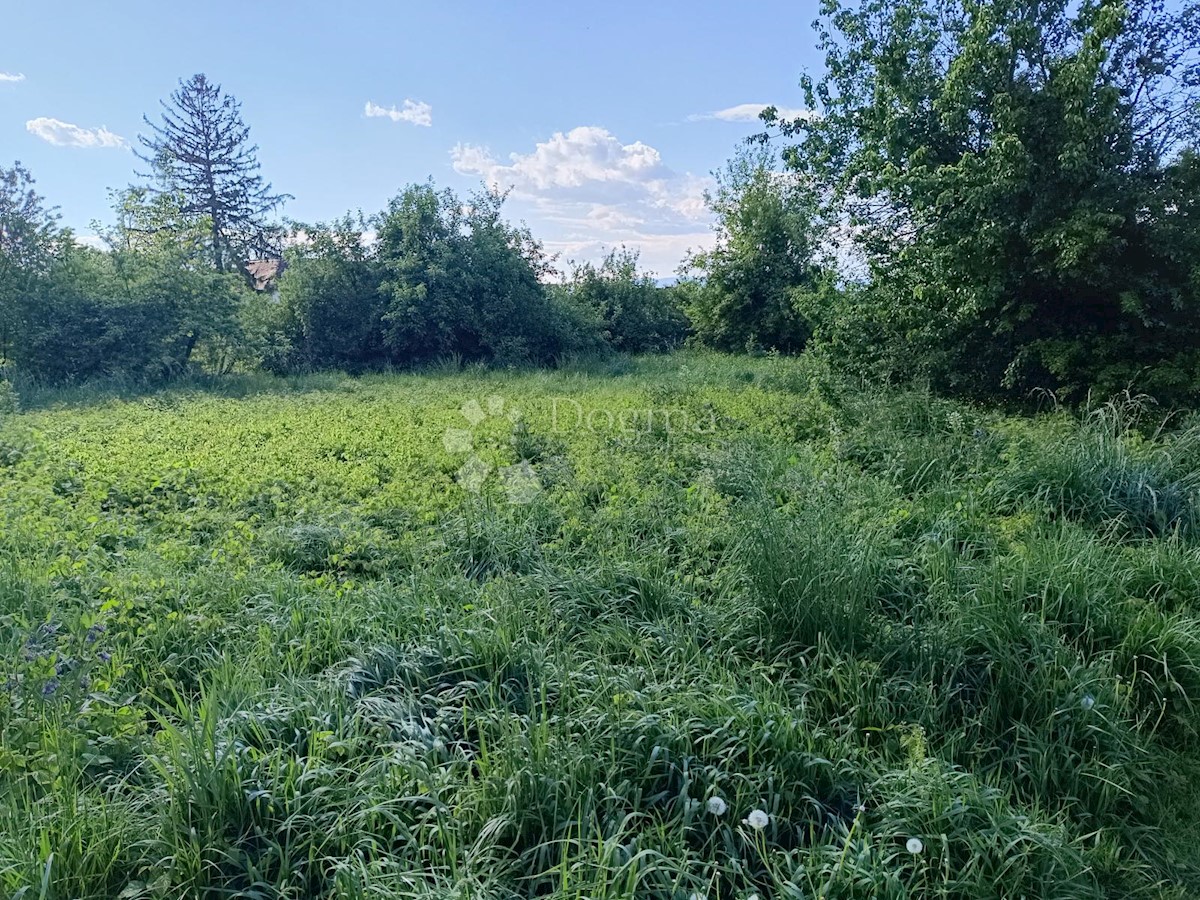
[1,352,1198,898]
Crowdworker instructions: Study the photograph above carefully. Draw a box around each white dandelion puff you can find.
[706,796,728,816]
[906,836,924,854]
[744,809,769,830]
[1081,694,1096,711]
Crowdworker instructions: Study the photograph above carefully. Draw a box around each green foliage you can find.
[98,185,211,262]
[683,144,829,353]
[2,167,248,385]
[10,242,243,384]
[0,162,62,364]
[992,396,1200,538]
[268,183,617,373]
[0,380,17,416]
[784,0,1200,401]
[556,248,689,352]
[272,215,387,372]
[378,183,576,367]
[2,354,1200,897]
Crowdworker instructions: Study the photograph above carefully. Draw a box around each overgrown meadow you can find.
[2,353,1200,898]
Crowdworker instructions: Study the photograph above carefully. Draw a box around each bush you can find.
[11,244,242,384]
[682,144,829,354]
[272,216,387,373]
[555,248,688,352]
[378,184,580,367]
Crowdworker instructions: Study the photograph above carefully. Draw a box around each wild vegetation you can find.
[2,0,1200,896]
[775,0,1200,400]
[2,354,1200,898]
[3,0,1198,401]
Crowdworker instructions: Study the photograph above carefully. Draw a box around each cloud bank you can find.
[0,72,25,83]
[452,126,714,275]
[25,117,128,149]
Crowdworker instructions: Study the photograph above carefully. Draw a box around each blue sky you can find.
[2,1,821,275]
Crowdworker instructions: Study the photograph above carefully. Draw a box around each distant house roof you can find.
[244,257,286,292]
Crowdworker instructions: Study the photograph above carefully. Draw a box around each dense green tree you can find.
[558,248,689,352]
[272,216,387,372]
[100,186,246,371]
[682,145,828,354]
[0,162,63,364]
[378,184,575,366]
[138,74,288,273]
[782,0,1200,399]
[11,242,242,383]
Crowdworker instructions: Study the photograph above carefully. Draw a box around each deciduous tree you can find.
[781,0,1200,399]
[0,162,63,363]
[683,145,827,354]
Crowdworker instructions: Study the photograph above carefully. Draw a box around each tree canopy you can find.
[774,0,1200,398]
[682,144,828,354]
[138,74,288,273]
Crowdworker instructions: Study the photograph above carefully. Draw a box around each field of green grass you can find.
[3,353,1200,898]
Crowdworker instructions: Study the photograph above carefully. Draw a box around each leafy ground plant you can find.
[1,352,1199,898]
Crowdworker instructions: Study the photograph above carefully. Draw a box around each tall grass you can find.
[1,354,1199,897]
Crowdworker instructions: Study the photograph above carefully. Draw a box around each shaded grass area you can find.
[1,352,1199,897]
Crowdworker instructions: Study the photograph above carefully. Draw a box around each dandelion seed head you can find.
[1081,694,1096,711]
[744,809,769,830]
[706,796,727,816]
[906,837,924,854]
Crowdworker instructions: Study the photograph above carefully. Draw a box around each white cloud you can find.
[74,234,108,250]
[544,231,716,278]
[25,117,128,149]
[364,99,432,127]
[689,103,812,123]
[452,126,670,191]
[451,126,714,275]
[0,72,25,83]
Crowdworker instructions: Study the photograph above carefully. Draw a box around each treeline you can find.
[0,74,689,386]
[261,186,688,373]
[3,0,1200,404]
[0,171,690,381]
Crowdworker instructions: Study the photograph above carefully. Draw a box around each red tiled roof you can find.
[244,257,286,291]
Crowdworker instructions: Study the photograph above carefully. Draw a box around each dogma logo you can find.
[443,394,541,504]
